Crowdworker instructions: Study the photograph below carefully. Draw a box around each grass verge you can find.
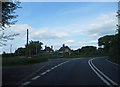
[2,56,48,66]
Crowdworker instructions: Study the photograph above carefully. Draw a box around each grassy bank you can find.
[2,56,48,66]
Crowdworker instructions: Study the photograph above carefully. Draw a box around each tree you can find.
[26,41,43,56]
[0,1,21,46]
[98,35,115,53]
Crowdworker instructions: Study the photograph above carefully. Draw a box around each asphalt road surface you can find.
[18,57,120,87]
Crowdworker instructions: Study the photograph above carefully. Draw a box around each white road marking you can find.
[51,67,55,70]
[91,59,118,85]
[20,60,70,87]
[41,72,46,75]
[54,66,58,68]
[88,59,111,85]
[57,64,61,66]
[21,81,31,87]
[31,76,40,80]
[46,69,51,72]
[88,58,119,86]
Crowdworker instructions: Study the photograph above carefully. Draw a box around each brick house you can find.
[58,44,71,55]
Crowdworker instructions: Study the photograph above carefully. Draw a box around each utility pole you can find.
[27,29,29,46]
[26,29,29,57]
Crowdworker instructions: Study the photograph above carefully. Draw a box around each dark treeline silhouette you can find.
[98,28,120,63]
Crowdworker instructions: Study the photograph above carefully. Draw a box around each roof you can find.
[59,46,70,51]
[44,47,53,52]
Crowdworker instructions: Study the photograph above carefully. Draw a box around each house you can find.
[58,44,71,55]
[44,45,54,53]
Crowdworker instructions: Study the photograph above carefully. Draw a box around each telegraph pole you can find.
[26,29,29,57]
[27,29,29,46]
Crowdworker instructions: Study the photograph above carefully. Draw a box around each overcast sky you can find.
[1,2,118,53]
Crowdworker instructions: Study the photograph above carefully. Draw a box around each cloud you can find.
[3,24,69,41]
[88,40,98,43]
[31,29,69,40]
[84,13,117,37]
[78,40,98,44]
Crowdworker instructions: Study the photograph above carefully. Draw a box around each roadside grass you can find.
[108,57,120,64]
[2,56,48,66]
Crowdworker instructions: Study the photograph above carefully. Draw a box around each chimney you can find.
[51,45,53,49]
[45,45,47,49]
[63,44,65,47]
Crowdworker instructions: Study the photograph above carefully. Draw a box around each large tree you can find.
[0,1,21,46]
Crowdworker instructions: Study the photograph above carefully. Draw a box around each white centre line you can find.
[41,72,46,75]
[88,58,119,86]
[31,76,40,80]
[20,81,31,87]
[46,69,51,72]
[51,67,55,70]
[20,60,70,87]
[88,59,111,85]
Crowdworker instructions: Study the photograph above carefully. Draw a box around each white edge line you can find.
[88,59,111,85]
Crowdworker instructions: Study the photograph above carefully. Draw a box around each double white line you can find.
[88,58,119,87]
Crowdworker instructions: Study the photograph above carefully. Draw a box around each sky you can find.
[1,2,118,53]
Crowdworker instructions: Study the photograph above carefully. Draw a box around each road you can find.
[19,57,120,87]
